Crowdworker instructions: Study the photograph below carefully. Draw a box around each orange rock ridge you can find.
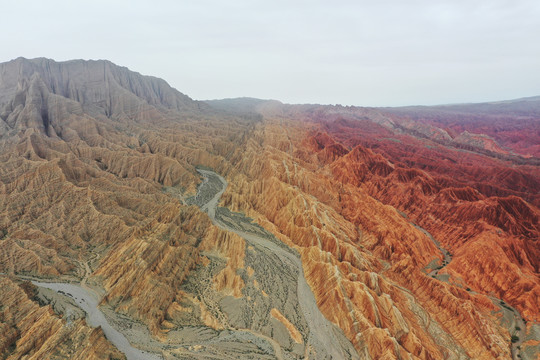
[218,118,530,358]
[0,277,125,359]
[1,58,538,359]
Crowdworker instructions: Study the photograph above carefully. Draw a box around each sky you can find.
[1,0,539,106]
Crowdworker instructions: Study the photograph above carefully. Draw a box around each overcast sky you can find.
[2,0,539,106]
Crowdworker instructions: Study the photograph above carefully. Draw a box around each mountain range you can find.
[0,57,538,360]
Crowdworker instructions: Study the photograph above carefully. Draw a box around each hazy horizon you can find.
[1,0,539,107]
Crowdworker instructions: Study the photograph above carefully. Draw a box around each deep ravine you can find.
[194,169,360,359]
[414,223,527,360]
[31,169,359,359]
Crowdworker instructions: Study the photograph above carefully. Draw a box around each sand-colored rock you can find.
[0,277,125,359]
[1,58,537,359]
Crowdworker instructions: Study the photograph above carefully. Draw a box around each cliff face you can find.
[1,58,538,359]
[0,57,202,119]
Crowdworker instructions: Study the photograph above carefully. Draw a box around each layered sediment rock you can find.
[1,58,537,359]
[219,116,535,358]
[0,277,125,359]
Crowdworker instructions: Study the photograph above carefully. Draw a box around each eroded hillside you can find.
[1,58,538,359]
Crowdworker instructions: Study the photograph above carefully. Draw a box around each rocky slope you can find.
[213,99,538,359]
[0,58,538,359]
[217,119,513,359]
[0,277,125,359]
[0,57,257,358]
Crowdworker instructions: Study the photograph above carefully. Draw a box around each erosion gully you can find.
[193,170,359,359]
[413,223,526,359]
[30,169,358,359]
[28,168,526,359]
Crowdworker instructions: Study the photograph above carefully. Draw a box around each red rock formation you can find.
[218,118,520,358]
[1,58,537,359]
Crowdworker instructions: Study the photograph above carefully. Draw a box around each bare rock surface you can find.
[1,57,538,359]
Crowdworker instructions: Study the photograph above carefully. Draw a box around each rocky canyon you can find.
[0,58,538,360]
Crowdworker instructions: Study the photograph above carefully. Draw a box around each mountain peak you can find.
[0,58,210,138]
[0,57,202,116]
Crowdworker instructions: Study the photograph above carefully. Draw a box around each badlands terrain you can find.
[0,57,538,359]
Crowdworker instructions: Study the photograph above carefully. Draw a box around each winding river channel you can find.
[196,170,359,359]
[32,169,358,359]
[413,223,527,360]
[29,168,530,359]
[31,281,162,360]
